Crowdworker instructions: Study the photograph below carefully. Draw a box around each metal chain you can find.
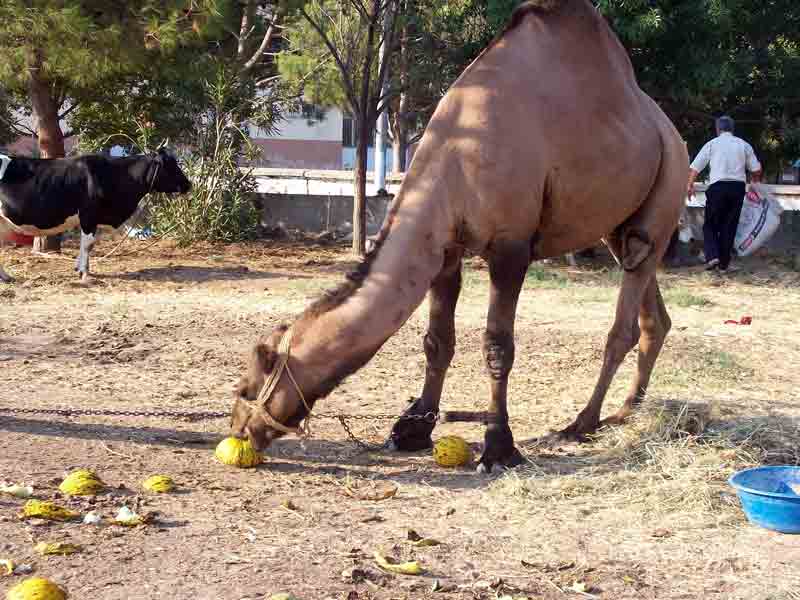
[0,406,228,422]
[0,405,438,452]
[0,405,441,452]
[335,416,391,453]
[315,410,438,454]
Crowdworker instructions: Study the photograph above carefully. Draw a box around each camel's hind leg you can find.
[390,247,463,451]
[600,276,671,427]
[556,186,680,440]
[555,234,656,440]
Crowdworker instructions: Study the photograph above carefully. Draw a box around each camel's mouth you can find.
[230,396,291,451]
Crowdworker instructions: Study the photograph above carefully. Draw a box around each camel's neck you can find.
[293,169,456,398]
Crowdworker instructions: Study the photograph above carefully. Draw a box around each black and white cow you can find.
[0,146,191,282]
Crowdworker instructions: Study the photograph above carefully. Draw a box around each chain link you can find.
[0,405,439,453]
[0,406,228,422]
[317,410,438,454]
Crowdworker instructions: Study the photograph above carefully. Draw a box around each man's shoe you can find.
[719,264,740,274]
[705,258,720,271]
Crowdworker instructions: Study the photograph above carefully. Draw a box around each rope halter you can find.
[253,327,312,438]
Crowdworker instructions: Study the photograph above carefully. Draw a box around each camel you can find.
[230,0,689,473]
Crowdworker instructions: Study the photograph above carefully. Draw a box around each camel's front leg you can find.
[390,248,463,451]
[476,240,529,474]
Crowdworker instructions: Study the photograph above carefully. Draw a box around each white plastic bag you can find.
[734,184,784,257]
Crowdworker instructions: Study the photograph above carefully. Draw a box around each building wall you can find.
[248,108,345,169]
[259,192,391,235]
[251,108,344,142]
[249,139,342,169]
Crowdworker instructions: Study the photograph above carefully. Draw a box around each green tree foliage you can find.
[1,1,292,246]
[373,0,800,180]
[148,66,262,245]
[73,1,292,155]
[279,0,400,255]
[0,87,21,147]
[597,0,800,177]
[0,1,210,156]
[0,0,214,250]
[399,0,800,179]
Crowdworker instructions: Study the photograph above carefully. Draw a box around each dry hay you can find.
[494,398,800,525]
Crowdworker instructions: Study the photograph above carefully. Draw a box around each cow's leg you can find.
[477,239,530,474]
[0,223,13,282]
[390,247,463,451]
[76,231,97,281]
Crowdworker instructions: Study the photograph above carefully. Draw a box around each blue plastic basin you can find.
[728,466,800,534]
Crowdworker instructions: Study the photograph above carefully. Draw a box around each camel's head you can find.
[230,323,310,451]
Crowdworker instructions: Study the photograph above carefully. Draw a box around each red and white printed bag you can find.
[734,183,784,257]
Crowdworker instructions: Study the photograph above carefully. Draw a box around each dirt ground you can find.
[1,238,800,600]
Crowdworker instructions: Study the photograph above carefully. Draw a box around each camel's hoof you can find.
[538,429,591,450]
[599,414,627,428]
[476,447,525,475]
[389,403,436,452]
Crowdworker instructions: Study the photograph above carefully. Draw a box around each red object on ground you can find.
[1,231,34,246]
[724,316,753,325]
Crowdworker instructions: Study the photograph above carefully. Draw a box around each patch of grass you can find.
[460,264,570,290]
[706,348,749,379]
[665,288,712,308]
[525,264,569,288]
[493,400,800,525]
[571,286,615,304]
[654,346,752,390]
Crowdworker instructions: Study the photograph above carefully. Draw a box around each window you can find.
[341,115,375,148]
[342,115,355,148]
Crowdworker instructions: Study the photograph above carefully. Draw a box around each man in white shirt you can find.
[687,115,762,272]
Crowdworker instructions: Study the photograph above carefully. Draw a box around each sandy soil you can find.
[1,239,800,600]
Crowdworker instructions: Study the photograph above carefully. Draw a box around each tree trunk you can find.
[391,2,410,175]
[28,57,64,253]
[352,118,370,256]
[391,93,409,174]
[392,134,404,174]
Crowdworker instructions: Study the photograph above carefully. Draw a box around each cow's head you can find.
[150,147,191,194]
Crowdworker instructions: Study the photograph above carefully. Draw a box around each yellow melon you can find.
[214,437,263,468]
[6,577,67,600]
[433,435,472,467]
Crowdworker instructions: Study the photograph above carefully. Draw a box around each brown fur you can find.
[300,237,385,320]
[232,0,689,464]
